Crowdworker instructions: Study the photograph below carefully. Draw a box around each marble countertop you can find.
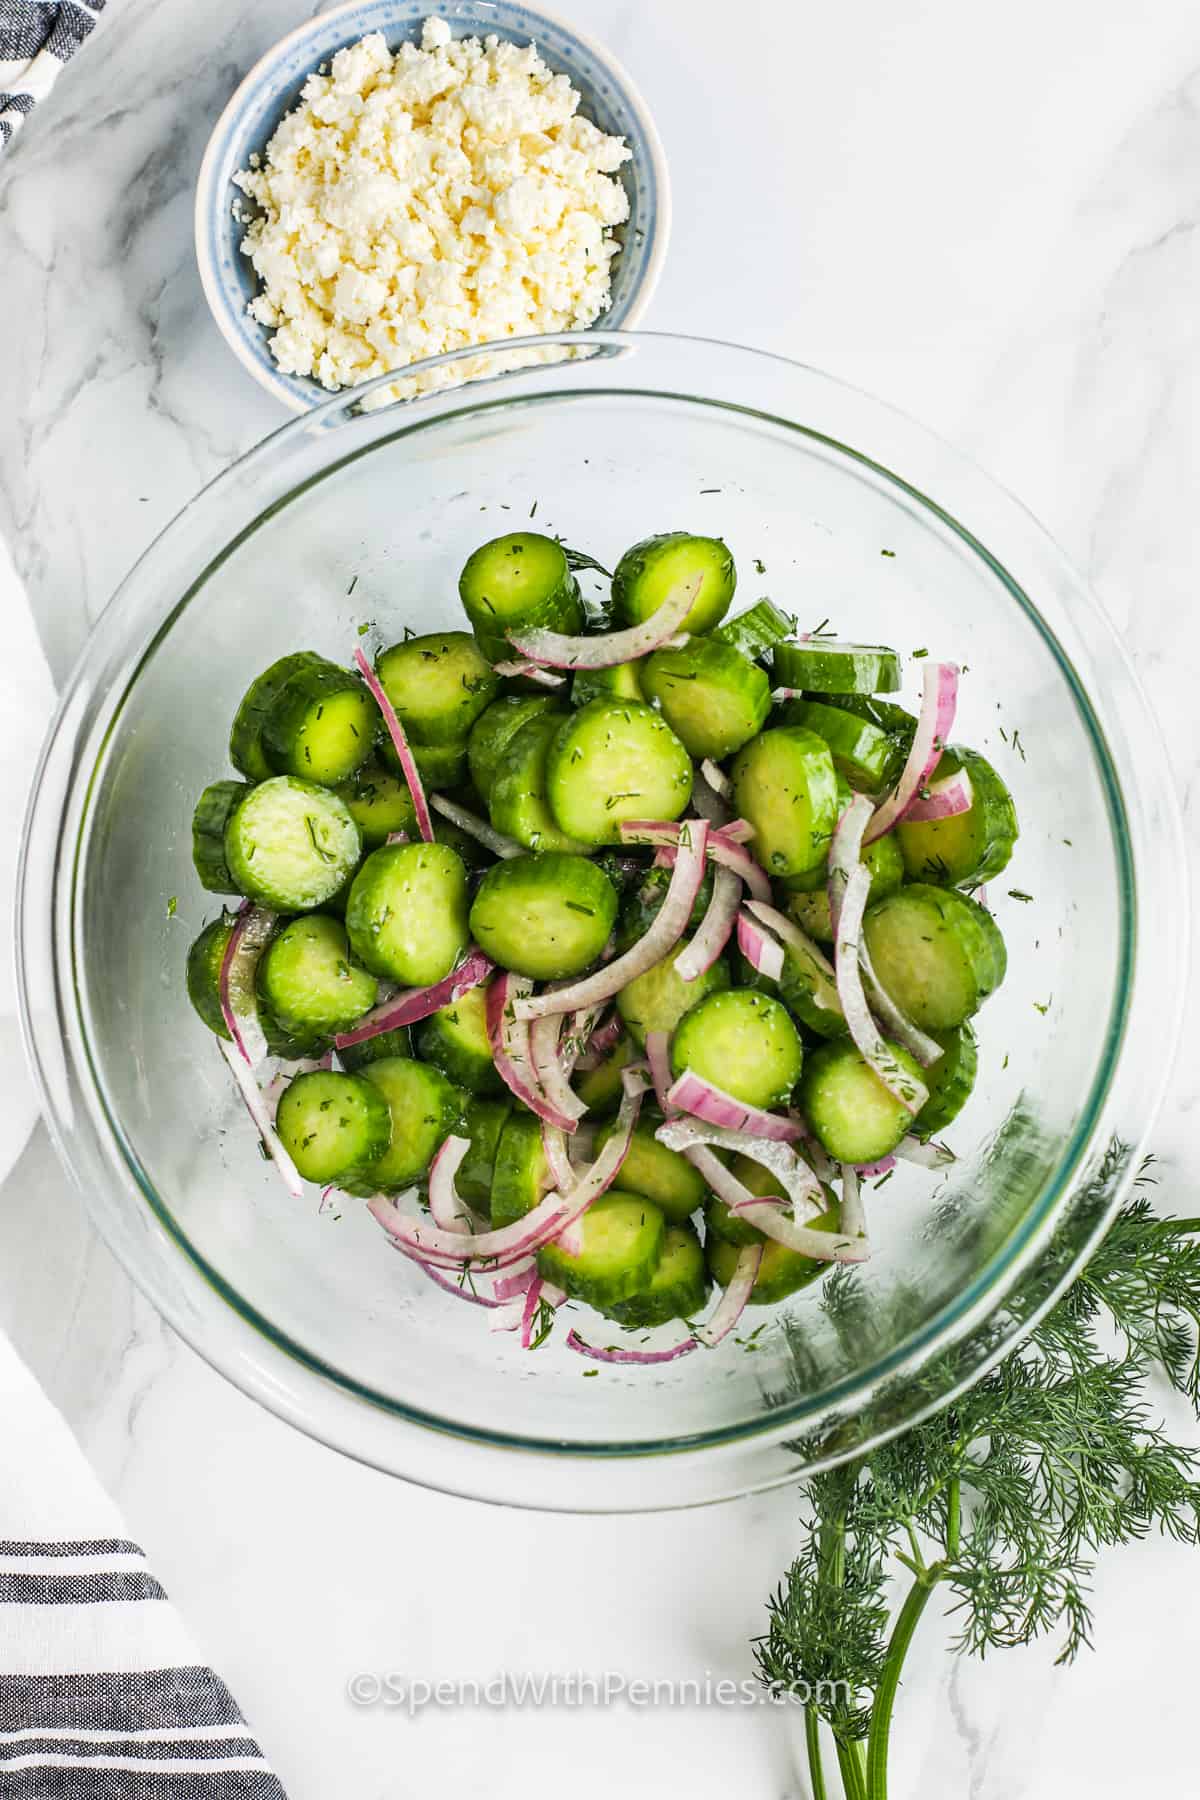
[3,0,1199,1792]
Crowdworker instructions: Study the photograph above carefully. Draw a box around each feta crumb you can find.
[233,18,632,400]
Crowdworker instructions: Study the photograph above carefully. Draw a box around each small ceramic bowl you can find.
[194,0,670,411]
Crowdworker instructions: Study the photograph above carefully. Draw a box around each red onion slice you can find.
[542,1122,577,1194]
[695,1244,762,1347]
[335,949,493,1050]
[654,1116,824,1217]
[679,1140,865,1263]
[854,1155,896,1178]
[427,1133,482,1235]
[566,1328,698,1365]
[904,767,972,823]
[644,1030,678,1115]
[691,771,732,826]
[700,758,731,798]
[529,1013,587,1127]
[572,1012,623,1073]
[665,1070,802,1143]
[419,1260,510,1309]
[519,1277,545,1349]
[560,1002,608,1077]
[896,1135,956,1169]
[827,792,872,942]
[864,661,959,844]
[619,818,771,902]
[430,794,523,858]
[833,860,928,1116]
[507,573,701,669]
[492,660,566,687]
[218,903,278,1066]
[674,864,742,981]
[512,822,709,1022]
[839,1164,867,1243]
[491,1263,538,1302]
[735,909,786,984]
[353,645,435,843]
[486,973,578,1128]
[217,1039,303,1199]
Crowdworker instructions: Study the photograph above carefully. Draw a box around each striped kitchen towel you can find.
[0,1330,289,1795]
[0,1,106,150]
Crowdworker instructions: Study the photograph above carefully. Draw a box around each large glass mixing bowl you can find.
[17,333,1185,1510]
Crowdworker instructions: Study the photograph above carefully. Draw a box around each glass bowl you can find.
[17,332,1185,1511]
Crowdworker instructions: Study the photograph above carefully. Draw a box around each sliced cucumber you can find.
[572,660,645,710]
[771,641,902,695]
[545,699,694,846]
[615,945,730,1047]
[345,841,470,986]
[798,1039,924,1163]
[229,651,323,781]
[469,852,617,980]
[777,931,846,1039]
[776,697,903,794]
[416,980,504,1096]
[783,833,905,942]
[186,916,234,1039]
[573,1032,638,1116]
[376,631,500,747]
[336,1024,412,1071]
[913,1023,978,1138]
[606,1223,710,1327]
[405,739,471,789]
[895,746,1019,887]
[192,780,253,894]
[457,1097,513,1209]
[459,532,582,663]
[345,1057,465,1194]
[224,776,362,911]
[468,694,559,800]
[641,637,770,760]
[275,1070,391,1186]
[713,599,796,663]
[261,660,375,786]
[335,762,416,848]
[490,1110,551,1228]
[536,1191,666,1308]
[593,1107,710,1223]
[705,1156,831,1247]
[257,914,378,1038]
[612,533,736,635]
[862,884,1006,1030]
[617,863,713,947]
[730,726,839,878]
[488,711,587,853]
[706,1212,840,1305]
[672,988,804,1110]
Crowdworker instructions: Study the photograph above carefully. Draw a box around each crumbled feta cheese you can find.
[233,19,632,399]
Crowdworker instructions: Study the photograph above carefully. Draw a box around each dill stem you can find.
[946,1476,962,1560]
[805,1706,827,1800]
[835,1735,868,1800]
[865,1563,946,1800]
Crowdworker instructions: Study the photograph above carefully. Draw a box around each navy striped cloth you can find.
[0,0,106,150]
[0,1333,288,1795]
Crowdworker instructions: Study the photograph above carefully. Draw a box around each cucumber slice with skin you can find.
[469,853,618,980]
[896,746,1019,887]
[616,946,730,1048]
[336,1024,412,1071]
[488,711,587,853]
[276,1070,392,1186]
[914,1023,978,1138]
[573,1032,638,1116]
[776,697,903,794]
[593,1107,710,1223]
[459,533,583,663]
[376,632,500,747]
[262,661,375,786]
[224,776,362,911]
[771,641,902,695]
[706,1211,841,1305]
[536,1191,666,1309]
[187,916,234,1039]
[730,726,840,878]
[257,913,378,1038]
[468,694,559,800]
[798,1039,925,1163]
[617,863,714,947]
[713,599,796,663]
[612,533,736,635]
[416,980,505,1096]
[706,1160,836,1247]
[457,1097,513,1209]
[783,834,905,943]
[545,699,694,846]
[641,637,770,760]
[335,762,416,848]
[671,988,805,1110]
[229,651,323,781]
[192,780,254,893]
[572,660,646,710]
[607,1223,710,1328]
[777,932,847,1039]
[396,738,471,789]
[490,1110,551,1228]
[343,1057,466,1195]
[345,841,470,986]
[862,884,1006,1031]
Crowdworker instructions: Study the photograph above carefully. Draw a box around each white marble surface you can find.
[2,0,1200,1792]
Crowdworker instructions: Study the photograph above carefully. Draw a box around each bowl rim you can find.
[16,330,1188,1507]
[192,0,672,413]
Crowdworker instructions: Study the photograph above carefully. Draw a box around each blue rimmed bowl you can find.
[194,0,670,411]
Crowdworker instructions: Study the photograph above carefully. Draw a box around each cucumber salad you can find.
[185,528,1018,1365]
